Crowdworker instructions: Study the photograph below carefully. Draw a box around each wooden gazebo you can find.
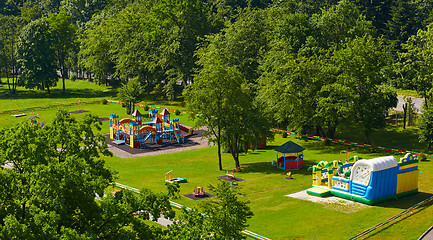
[274,141,305,170]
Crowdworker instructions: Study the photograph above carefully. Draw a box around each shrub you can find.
[175,109,181,115]
[282,131,288,138]
[143,105,150,111]
[419,153,428,162]
[101,99,108,105]
[70,73,77,81]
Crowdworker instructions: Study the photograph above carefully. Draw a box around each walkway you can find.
[395,95,424,112]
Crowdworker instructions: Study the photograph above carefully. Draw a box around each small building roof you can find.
[274,141,305,153]
[132,109,142,116]
[161,108,170,116]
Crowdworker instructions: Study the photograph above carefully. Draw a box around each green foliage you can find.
[418,152,428,161]
[169,180,253,239]
[282,131,288,138]
[117,77,144,115]
[17,18,58,94]
[69,73,77,81]
[101,98,108,105]
[175,109,181,115]
[419,107,433,150]
[165,182,180,199]
[47,10,77,93]
[0,110,180,239]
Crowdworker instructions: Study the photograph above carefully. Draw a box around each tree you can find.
[332,35,397,143]
[79,17,115,85]
[117,77,144,115]
[401,24,433,110]
[0,15,22,94]
[0,110,175,239]
[169,180,253,239]
[419,107,433,150]
[47,10,77,94]
[17,18,58,94]
[186,35,273,168]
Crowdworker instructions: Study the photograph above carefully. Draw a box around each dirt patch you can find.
[286,190,371,213]
[69,110,90,114]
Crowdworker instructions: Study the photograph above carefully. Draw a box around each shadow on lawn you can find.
[0,88,117,100]
[375,192,433,210]
[240,160,315,176]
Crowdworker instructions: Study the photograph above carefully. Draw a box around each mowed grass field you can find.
[1,80,433,239]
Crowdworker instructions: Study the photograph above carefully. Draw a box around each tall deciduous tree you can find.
[0,15,22,94]
[401,24,433,110]
[17,18,58,94]
[186,33,272,169]
[47,10,77,94]
[332,35,397,143]
[117,77,144,115]
[419,107,433,150]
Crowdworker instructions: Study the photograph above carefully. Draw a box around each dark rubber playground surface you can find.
[183,193,215,200]
[217,175,245,183]
[69,110,90,114]
[104,130,205,155]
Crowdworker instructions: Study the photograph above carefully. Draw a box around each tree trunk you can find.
[217,127,222,171]
[365,131,371,144]
[47,85,50,95]
[403,103,407,129]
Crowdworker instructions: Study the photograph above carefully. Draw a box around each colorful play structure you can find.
[109,108,192,148]
[306,152,419,205]
[165,170,187,183]
[273,141,305,170]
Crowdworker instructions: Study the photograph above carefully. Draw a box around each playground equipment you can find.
[165,170,187,183]
[193,186,206,197]
[273,141,305,170]
[109,108,192,148]
[306,153,419,205]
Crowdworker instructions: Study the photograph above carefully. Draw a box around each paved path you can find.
[394,95,424,112]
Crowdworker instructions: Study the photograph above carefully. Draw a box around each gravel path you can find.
[394,95,424,112]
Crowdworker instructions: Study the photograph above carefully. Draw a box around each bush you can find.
[324,138,332,146]
[143,105,150,111]
[101,99,108,105]
[70,73,77,81]
[282,131,288,138]
[175,109,181,115]
[419,153,428,162]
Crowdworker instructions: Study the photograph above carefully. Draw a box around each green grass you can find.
[2,80,433,239]
[395,88,420,98]
[103,135,433,240]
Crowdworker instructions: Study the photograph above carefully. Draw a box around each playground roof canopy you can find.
[161,108,170,116]
[153,116,163,123]
[132,109,142,116]
[274,141,305,153]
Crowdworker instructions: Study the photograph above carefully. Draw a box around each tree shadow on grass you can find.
[0,88,117,100]
[374,192,433,210]
[240,159,315,176]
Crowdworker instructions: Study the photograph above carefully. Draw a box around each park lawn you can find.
[0,79,116,111]
[103,134,433,240]
[1,81,432,239]
[0,99,196,132]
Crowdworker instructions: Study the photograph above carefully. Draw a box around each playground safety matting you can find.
[217,175,245,183]
[183,193,215,201]
[104,129,205,155]
[68,110,90,114]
